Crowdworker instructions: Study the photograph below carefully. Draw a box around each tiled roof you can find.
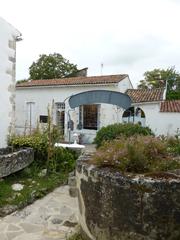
[126,88,164,103]
[160,100,180,112]
[16,74,128,88]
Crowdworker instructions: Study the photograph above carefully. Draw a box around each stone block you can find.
[69,187,78,198]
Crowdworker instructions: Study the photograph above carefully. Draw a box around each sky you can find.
[1,0,180,87]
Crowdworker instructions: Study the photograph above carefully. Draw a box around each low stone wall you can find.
[76,153,180,240]
[0,148,34,178]
[0,147,13,155]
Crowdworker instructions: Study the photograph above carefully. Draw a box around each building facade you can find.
[15,75,180,143]
[0,17,21,148]
[124,89,180,136]
[15,74,133,143]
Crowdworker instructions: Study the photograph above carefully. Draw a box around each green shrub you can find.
[167,136,180,155]
[9,132,48,165]
[8,124,78,173]
[91,135,180,174]
[94,123,154,147]
[49,147,77,173]
[9,125,63,166]
[9,132,78,173]
[9,133,48,163]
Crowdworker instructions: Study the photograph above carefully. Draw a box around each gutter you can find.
[131,101,162,106]
[16,83,119,90]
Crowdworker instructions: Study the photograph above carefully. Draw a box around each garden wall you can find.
[76,153,180,240]
[0,148,34,177]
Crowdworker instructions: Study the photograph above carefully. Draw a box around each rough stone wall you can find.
[0,17,21,148]
[0,147,13,155]
[0,148,34,178]
[76,154,180,240]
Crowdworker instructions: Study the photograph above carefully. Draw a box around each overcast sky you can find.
[1,0,180,87]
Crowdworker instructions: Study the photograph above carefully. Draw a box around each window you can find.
[55,102,65,132]
[56,102,65,110]
[122,107,145,126]
[26,102,35,134]
[79,105,98,130]
[39,115,48,123]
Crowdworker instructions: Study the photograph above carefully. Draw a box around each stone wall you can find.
[0,17,21,148]
[0,147,13,155]
[76,153,180,240]
[0,148,34,178]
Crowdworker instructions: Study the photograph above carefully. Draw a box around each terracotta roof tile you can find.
[16,74,128,88]
[126,88,164,103]
[160,100,180,112]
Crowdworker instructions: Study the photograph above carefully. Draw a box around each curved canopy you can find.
[69,90,132,109]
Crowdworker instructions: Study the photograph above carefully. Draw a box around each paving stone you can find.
[0,222,8,232]
[0,233,8,240]
[13,233,42,240]
[50,216,63,225]
[59,206,73,216]
[68,213,78,223]
[54,186,69,194]
[0,185,78,240]
[4,215,21,224]
[7,223,22,231]
[19,222,43,233]
[6,231,25,240]
[43,229,67,239]
[69,186,78,197]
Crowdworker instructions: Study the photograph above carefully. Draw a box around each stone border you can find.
[76,153,180,240]
[0,148,34,178]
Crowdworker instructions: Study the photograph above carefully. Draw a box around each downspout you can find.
[163,80,168,100]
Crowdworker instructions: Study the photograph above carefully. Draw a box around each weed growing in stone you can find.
[91,135,180,174]
[67,232,85,240]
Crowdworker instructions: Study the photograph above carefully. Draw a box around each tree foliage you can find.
[138,67,180,100]
[29,53,78,80]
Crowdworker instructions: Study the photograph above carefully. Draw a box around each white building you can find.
[0,17,21,148]
[15,73,180,143]
[15,74,133,143]
[124,88,180,136]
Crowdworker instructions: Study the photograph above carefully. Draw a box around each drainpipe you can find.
[163,80,168,100]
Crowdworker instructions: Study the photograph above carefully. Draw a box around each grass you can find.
[0,162,68,216]
[67,232,85,240]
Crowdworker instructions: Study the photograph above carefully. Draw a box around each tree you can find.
[138,67,180,100]
[29,53,78,80]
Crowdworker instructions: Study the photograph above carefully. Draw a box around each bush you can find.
[9,132,48,165]
[9,125,78,173]
[49,147,77,173]
[167,136,180,155]
[91,135,180,174]
[94,123,154,147]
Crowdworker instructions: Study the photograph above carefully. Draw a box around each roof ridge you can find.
[16,74,128,87]
[27,73,128,82]
[126,87,164,91]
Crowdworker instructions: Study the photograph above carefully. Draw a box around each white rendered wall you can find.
[0,17,20,148]
[15,79,131,143]
[131,103,180,136]
[118,76,133,92]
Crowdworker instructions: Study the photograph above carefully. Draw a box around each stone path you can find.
[0,185,79,240]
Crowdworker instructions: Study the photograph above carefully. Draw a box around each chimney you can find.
[75,68,88,77]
